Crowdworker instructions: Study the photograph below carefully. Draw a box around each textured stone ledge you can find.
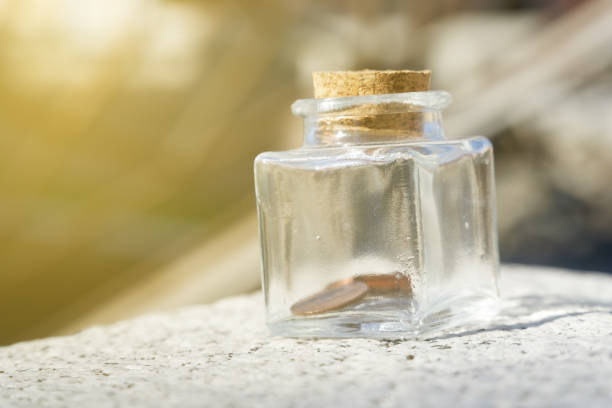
[1,265,611,407]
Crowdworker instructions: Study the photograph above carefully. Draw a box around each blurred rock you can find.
[425,11,541,90]
[423,6,612,271]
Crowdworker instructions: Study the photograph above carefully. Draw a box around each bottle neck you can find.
[302,110,446,146]
[291,91,452,147]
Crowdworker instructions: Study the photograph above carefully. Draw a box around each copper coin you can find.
[356,273,412,294]
[290,281,368,316]
[325,276,355,290]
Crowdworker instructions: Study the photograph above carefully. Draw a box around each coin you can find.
[325,273,412,294]
[324,276,355,290]
[356,273,412,294]
[290,281,368,316]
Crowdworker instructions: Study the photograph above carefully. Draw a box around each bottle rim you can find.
[291,90,452,117]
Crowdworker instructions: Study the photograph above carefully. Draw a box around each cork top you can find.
[294,69,447,145]
[312,69,431,98]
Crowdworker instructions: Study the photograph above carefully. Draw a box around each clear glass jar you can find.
[254,90,499,338]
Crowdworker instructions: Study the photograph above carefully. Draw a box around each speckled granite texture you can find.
[1,265,611,407]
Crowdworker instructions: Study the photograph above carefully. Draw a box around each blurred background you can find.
[1,0,611,345]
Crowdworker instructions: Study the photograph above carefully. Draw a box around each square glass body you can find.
[254,92,499,338]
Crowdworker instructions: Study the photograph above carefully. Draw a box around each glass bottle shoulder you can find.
[254,136,492,171]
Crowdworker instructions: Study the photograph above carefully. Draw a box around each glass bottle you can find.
[254,86,499,339]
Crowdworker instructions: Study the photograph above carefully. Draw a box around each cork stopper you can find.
[310,70,433,140]
[313,69,430,98]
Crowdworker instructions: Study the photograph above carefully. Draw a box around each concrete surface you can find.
[1,265,611,407]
